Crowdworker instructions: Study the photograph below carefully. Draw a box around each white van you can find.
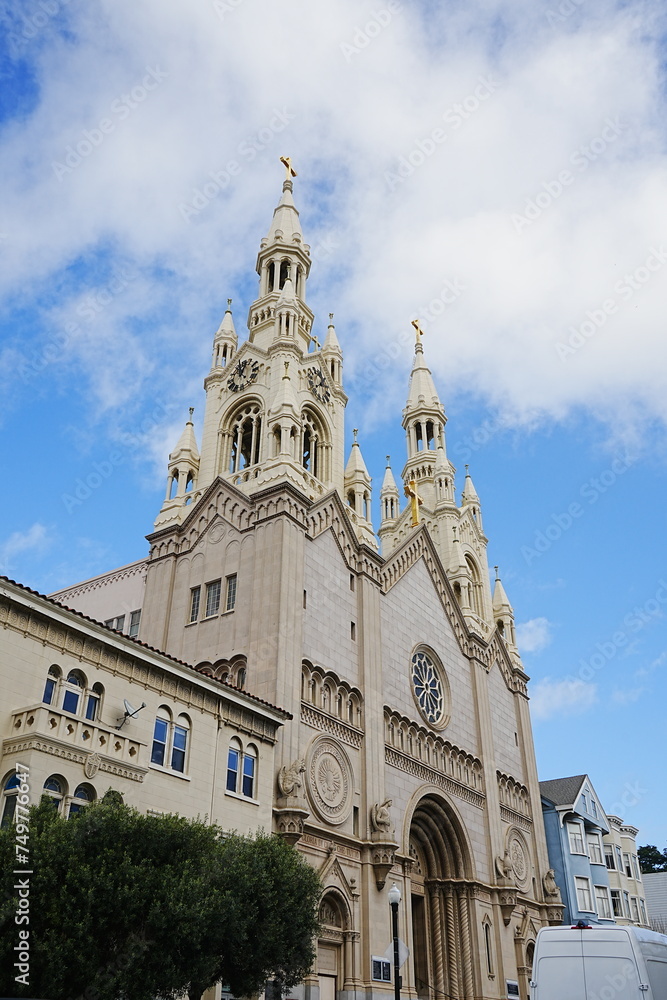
[530,923,667,1000]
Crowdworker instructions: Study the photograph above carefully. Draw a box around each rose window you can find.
[411,650,447,727]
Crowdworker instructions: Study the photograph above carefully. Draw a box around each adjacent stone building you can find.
[27,169,567,1000]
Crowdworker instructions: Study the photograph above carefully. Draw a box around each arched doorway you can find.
[409,794,476,1000]
[317,892,346,1000]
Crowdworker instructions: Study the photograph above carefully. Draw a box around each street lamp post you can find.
[388,883,402,1000]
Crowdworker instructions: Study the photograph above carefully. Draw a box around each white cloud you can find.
[1,0,666,442]
[611,687,644,705]
[516,616,553,652]
[530,676,598,720]
[0,524,49,574]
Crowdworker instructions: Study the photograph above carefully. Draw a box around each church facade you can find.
[47,168,564,1000]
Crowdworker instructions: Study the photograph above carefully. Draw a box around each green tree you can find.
[0,793,321,1000]
[638,844,667,873]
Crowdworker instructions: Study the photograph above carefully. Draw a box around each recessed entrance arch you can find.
[408,793,476,1000]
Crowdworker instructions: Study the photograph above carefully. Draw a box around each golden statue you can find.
[280,155,297,180]
[405,479,424,526]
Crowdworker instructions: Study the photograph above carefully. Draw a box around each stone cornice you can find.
[1,735,148,783]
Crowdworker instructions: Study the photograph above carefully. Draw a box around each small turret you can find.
[401,321,449,509]
[344,430,377,549]
[211,299,238,371]
[155,409,200,527]
[492,567,519,662]
[461,465,483,530]
[322,313,342,386]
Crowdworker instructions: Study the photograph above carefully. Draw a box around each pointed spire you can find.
[449,525,468,576]
[266,167,304,245]
[270,360,299,417]
[492,567,513,614]
[345,429,370,478]
[217,298,236,337]
[276,275,297,306]
[323,312,341,352]
[404,323,442,413]
[170,408,200,463]
[381,455,399,493]
[461,465,480,504]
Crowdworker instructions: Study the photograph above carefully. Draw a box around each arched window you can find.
[302,410,327,481]
[169,471,179,499]
[242,744,257,798]
[226,737,242,792]
[150,708,190,774]
[465,555,484,618]
[85,682,104,722]
[228,404,262,473]
[268,261,276,292]
[279,259,290,289]
[172,715,190,773]
[43,664,61,705]
[62,670,87,714]
[151,708,172,766]
[69,783,95,818]
[226,738,257,799]
[1,773,20,828]
[43,775,66,813]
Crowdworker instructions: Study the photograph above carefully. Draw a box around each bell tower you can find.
[187,159,347,505]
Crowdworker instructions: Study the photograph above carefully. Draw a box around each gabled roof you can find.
[540,775,587,807]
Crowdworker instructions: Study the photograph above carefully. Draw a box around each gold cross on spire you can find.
[280,156,297,181]
[404,479,424,527]
[411,318,425,344]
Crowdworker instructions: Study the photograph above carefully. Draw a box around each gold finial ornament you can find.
[188,407,194,420]
[411,319,425,345]
[405,479,424,526]
[280,155,297,180]
[310,334,321,351]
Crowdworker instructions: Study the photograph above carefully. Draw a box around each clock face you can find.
[307,366,331,403]
[227,358,259,392]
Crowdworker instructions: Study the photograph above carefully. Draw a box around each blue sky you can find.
[0,0,666,848]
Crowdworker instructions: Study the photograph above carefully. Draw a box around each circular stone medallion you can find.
[307,737,353,825]
[508,830,530,890]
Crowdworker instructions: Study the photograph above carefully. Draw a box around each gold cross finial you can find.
[411,319,424,344]
[280,155,297,180]
[227,298,232,309]
[404,479,424,526]
[353,428,358,443]
[310,334,321,351]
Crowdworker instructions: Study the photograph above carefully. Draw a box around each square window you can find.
[190,586,201,623]
[62,688,80,714]
[115,615,125,632]
[85,694,99,721]
[587,833,603,865]
[205,580,221,617]
[225,574,237,612]
[567,822,585,854]
[604,845,615,870]
[611,889,623,917]
[623,852,632,878]
[595,885,612,919]
[128,610,141,637]
[631,896,640,922]
[615,845,623,871]
[623,891,631,918]
[575,876,593,912]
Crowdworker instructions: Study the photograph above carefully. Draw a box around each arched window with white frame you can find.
[1,772,20,828]
[43,775,67,814]
[62,669,87,714]
[69,782,96,818]
[228,403,263,473]
[43,664,61,705]
[226,737,258,799]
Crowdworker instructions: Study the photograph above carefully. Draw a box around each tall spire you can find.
[401,321,451,510]
[248,158,314,352]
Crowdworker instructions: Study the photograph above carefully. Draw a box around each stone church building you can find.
[39,168,564,1000]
